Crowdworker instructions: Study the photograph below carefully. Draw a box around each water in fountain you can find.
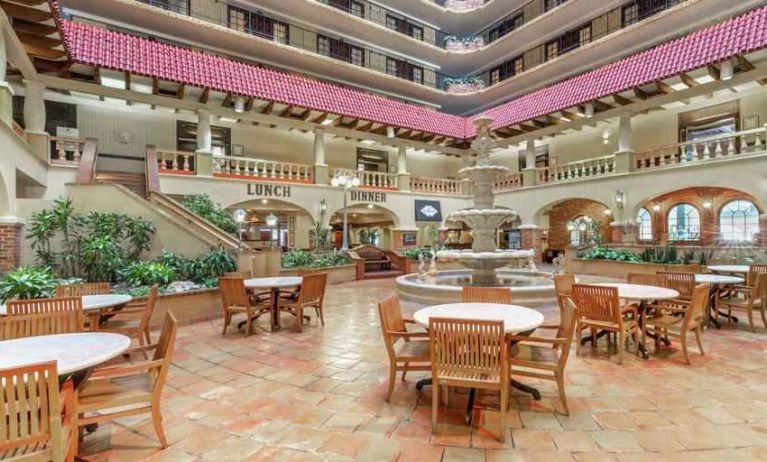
[436,116,534,286]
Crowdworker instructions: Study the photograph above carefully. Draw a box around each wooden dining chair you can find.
[429,317,508,442]
[643,283,708,364]
[509,296,578,415]
[627,273,662,286]
[75,312,178,450]
[218,277,270,336]
[572,284,639,364]
[716,272,767,331]
[98,285,159,345]
[746,264,767,287]
[377,296,430,401]
[657,271,696,300]
[55,282,111,297]
[278,272,328,332]
[3,297,84,339]
[0,361,77,462]
[461,286,512,304]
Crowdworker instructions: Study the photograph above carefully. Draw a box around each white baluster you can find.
[73,144,82,162]
[740,135,748,153]
[754,132,763,151]
[702,143,711,159]
[214,158,222,174]
[726,138,735,156]
[714,141,723,157]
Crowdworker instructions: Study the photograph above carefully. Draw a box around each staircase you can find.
[95,171,147,198]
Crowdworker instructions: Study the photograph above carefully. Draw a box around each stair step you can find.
[95,171,147,197]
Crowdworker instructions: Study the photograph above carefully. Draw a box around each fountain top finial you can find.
[470,116,496,166]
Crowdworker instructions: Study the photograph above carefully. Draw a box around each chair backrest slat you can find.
[572,284,621,323]
[461,286,512,304]
[55,282,111,297]
[0,361,60,454]
[685,284,710,328]
[553,274,575,297]
[657,271,695,299]
[753,272,767,300]
[151,313,178,393]
[2,297,84,339]
[429,317,505,376]
[627,273,662,287]
[218,277,251,308]
[748,265,767,287]
[298,273,328,306]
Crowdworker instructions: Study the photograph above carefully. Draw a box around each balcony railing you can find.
[157,149,196,174]
[331,168,397,190]
[635,127,766,170]
[50,137,87,167]
[537,155,616,185]
[411,176,464,195]
[213,156,314,183]
[494,172,524,191]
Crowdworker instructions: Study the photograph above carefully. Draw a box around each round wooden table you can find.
[244,277,302,332]
[591,283,679,358]
[413,303,545,423]
[695,274,744,327]
[0,332,131,377]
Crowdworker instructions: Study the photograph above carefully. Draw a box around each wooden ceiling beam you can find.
[357,122,374,132]
[222,92,233,108]
[707,64,720,80]
[735,54,755,72]
[11,18,57,36]
[260,100,274,114]
[0,1,51,22]
[21,42,64,59]
[279,104,294,117]
[679,73,699,88]
[592,100,614,111]
[198,87,209,104]
[613,94,633,106]
[175,83,185,99]
[311,112,328,124]
[655,80,675,94]
[633,87,649,100]
[15,30,61,48]
[244,96,255,112]
[299,108,312,120]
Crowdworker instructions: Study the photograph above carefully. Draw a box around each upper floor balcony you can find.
[138,126,766,199]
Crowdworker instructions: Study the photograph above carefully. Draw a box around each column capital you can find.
[23,79,45,92]
[197,108,211,118]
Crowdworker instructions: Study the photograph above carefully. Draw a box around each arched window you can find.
[568,215,594,246]
[668,204,700,241]
[719,200,759,242]
[637,208,652,241]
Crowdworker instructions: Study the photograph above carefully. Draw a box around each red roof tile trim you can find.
[58,5,767,141]
[476,5,767,135]
[59,20,467,139]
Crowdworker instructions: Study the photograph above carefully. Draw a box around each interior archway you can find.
[227,198,314,250]
[329,203,399,249]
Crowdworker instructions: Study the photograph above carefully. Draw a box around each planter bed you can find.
[568,258,703,279]
[279,264,357,284]
[129,287,223,328]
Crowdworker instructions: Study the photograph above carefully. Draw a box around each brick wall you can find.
[520,227,543,262]
[0,223,22,272]
[638,187,763,246]
[547,199,613,251]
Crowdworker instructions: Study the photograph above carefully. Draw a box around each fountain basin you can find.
[396,269,556,307]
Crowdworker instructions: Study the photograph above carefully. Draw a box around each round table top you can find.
[244,276,302,289]
[694,274,744,284]
[707,265,751,273]
[413,303,545,334]
[0,294,133,315]
[592,283,679,300]
[0,333,131,375]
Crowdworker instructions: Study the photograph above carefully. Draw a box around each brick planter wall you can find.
[0,223,22,272]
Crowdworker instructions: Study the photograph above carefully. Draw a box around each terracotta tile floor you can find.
[79,278,767,461]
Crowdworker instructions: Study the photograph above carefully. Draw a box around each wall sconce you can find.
[652,204,662,212]
[566,223,575,231]
[233,209,247,224]
[320,199,327,212]
[603,209,612,216]
[614,190,625,209]
[702,200,713,209]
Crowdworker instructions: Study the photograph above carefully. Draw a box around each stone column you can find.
[614,114,635,173]
[396,145,411,192]
[519,224,543,262]
[0,219,23,273]
[610,221,629,244]
[0,28,13,127]
[195,110,213,176]
[23,80,48,162]
[313,128,328,184]
[760,214,767,247]
[522,139,537,186]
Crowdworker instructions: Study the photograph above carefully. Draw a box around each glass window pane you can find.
[637,208,652,241]
[668,204,700,241]
[719,200,759,242]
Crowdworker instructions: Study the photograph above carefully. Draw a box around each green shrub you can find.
[402,247,433,261]
[580,246,642,262]
[155,248,237,284]
[282,249,315,269]
[180,194,238,234]
[0,266,57,303]
[120,261,175,287]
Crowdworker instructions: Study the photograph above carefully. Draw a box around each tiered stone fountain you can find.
[396,116,554,305]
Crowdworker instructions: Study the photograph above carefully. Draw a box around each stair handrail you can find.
[75,138,99,184]
[145,145,161,195]
[147,191,246,251]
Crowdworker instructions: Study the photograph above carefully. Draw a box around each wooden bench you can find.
[357,248,392,272]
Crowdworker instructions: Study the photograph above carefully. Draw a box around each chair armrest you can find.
[90,359,164,380]
[403,317,416,324]
[621,304,638,316]
[390,331,429,339]
[535,324,561,330]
